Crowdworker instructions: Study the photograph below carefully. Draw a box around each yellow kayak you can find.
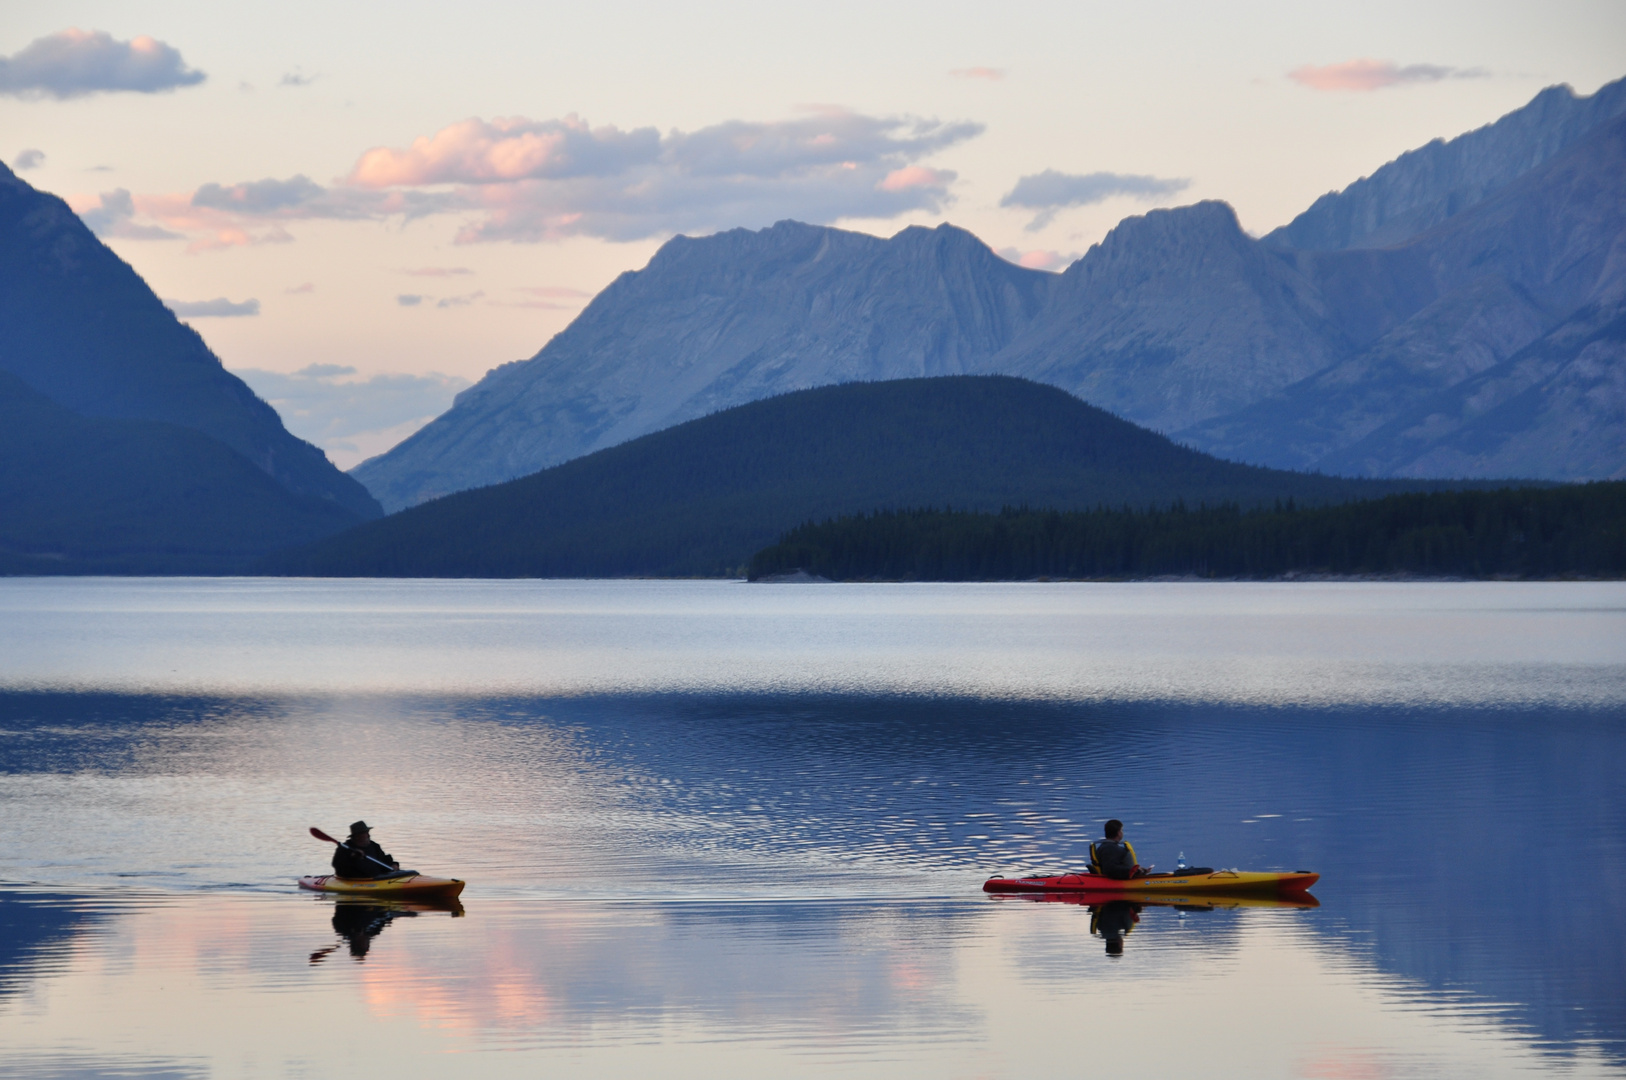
[984,868,1318,897]
[298,873,465,898]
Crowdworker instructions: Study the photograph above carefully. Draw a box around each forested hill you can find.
[264,376,1514,579]
[747,485,1626,582]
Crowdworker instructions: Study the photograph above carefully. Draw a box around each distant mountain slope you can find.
[271,377,1502,578]
[1321,300,1626,481]
[1264,75,1626,251]
[351,222,1055,511]
[1184,114,1626,478]
[982,201,1345,432]
[0,164,381,519]
[0,372,366,574]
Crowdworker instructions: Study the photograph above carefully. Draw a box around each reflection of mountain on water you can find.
[0,891,108,996]
[459,693,1625,1061]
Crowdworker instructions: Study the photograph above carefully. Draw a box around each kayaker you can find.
[1089,819,1147,880]
[331,821,399,879]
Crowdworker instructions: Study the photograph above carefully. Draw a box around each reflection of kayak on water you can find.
[308,895,464,964]
[298,873,466,898]
[983,868,1319,897]
[1002,888,1319,957]
[997,889,1320,910]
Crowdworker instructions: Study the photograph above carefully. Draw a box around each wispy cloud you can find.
[520,286,590,298]
[1287,59,1489,93]
[164,297,260,318]
[68,108,979,250]
[435,291,485,308]
[232,364,472,469]
[1000,169,1191,230]
[496,285,593,310]
[285,282,315,294]
[279,68,316,87]
[403,266,474,277]
[73,175,428,252]
[347,109,980,242]
[12,148,44,170]
[77,188,182,239]
[397,294,424,307]
[950,67,1005,81]
[0,28,204,99]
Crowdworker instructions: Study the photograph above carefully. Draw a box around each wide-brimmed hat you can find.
[349,820,371,835]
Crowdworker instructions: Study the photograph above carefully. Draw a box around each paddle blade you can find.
[310,826,339,845]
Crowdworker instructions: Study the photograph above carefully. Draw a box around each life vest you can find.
[1089,838,1139,879]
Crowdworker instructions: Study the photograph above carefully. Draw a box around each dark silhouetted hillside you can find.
[0,163,381,519]
[0,372,366,574]
[267,377,1510,578]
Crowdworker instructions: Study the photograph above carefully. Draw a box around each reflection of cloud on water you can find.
[0,893,1615,1076]
[352,900,976,1046]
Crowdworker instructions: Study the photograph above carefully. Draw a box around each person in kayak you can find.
[1089,820,1147,880]
[331,821,399,879]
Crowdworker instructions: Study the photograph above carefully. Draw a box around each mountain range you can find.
[267,376,1509,579]
[353,76,1626,512]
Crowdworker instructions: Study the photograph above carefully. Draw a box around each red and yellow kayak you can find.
[298,874,465,898]
[984,869,1318,897]
[1001,889,1320,910]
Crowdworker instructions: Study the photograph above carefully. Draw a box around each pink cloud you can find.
[950,67,1005,81]
[285,282,315,294]
[877,166,953,192]
[0,28,205,99]
[1287,58,1485,92]
[185,224,294,254]
[77,109,980,250]
[995,247,1077,272]
[349,115,658,187]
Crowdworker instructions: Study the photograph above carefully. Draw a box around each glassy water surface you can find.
[1,579,1622,1078]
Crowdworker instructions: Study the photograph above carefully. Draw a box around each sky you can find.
[4,0,1624,468]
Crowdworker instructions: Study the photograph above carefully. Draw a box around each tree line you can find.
[748,483,1626,581]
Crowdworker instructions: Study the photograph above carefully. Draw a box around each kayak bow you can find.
[983,869,1318,897]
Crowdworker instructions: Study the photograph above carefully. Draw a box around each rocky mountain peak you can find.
[1266,75,1626,252]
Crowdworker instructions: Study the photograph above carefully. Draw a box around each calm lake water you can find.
[1,578,1623,1078]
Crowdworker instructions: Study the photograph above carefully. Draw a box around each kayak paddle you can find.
[310,826,403,876]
